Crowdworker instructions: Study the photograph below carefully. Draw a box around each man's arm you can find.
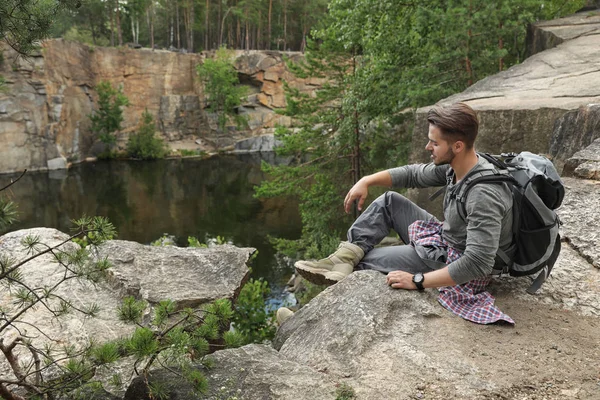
[386,267,456,289]
[344,170,392,213]
[344,163,449,213]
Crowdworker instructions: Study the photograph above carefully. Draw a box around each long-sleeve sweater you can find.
[387,157,514,284]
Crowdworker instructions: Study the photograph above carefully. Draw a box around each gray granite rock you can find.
[411,13,600,166]
[273,269,600,400]
[563,138,600,178]
[124,344,338,400]
[0,228,253,396]
[97,240,253,308]
[556,177,600,267]
[233,134,282,153]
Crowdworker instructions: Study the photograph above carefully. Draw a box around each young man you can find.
[294,102,515,324]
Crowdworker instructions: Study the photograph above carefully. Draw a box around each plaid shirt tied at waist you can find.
[408,220,514,325]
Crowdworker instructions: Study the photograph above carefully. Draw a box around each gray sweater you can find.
[387,157,514,284]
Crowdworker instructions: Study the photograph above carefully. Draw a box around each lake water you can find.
[0,154,302,306]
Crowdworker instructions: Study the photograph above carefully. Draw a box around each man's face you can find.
[425,124,455,166]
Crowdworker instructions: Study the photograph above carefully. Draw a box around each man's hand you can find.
[387,267,457,290]
[386,270,417,290]
[344,179,369,213]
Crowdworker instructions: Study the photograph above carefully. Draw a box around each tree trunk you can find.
[351,53,361,219]
[116,0,123,46]
[498,22,504,71]
[89,14,97,45]
[189,0,194,52]
[283,0,287,51]
[465,0,473,86]
[236,1,241,48]
[245,6,249,51]
[300,11,307,52]
[205,0,210,50]
[268,0,272,50]
[257,10,262,49]
[220,7,232,47]
[218,0,222,47]
[176,3,181,49]
[148,2,155,50]
[169,0,174,48]
[110,0,115,46]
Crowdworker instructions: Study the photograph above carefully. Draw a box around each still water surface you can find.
[0,154,302,304]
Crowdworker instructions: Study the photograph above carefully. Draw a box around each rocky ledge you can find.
[0,229,253,392]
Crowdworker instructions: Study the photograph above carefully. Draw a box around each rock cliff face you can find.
[0,41,315,174]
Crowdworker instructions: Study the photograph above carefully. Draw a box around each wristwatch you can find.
[412,273,425,291]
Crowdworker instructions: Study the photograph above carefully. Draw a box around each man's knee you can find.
[383,191,415,209]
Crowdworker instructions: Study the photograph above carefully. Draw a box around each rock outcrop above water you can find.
[0,42,317,174]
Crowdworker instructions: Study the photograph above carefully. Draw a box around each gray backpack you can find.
[454,152,564,294]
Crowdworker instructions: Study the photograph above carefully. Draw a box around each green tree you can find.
[89,80,130,150]
[126,109,169,159]
[114,296,244,398]
[256,0,584,259]
[0,0,82,54]
[197,47,248,132]
[231,279,276,344]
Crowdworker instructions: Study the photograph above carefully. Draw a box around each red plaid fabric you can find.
[408,220,514,325]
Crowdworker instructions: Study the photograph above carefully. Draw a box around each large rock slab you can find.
[0,228,135,385]
[562,138,600,179]
[274,270,600,400]
[527,11,600,56]
[550,104,600,172]
[97,240,253,308]
[0,228,253,393]
[124,344,339,400]
[556,177,600,265]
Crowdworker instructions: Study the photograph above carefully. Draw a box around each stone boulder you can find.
[273,269,600,399]
[563,138,600,179]
[550,104,600,172]
[124,345,339,400]
[0,228,253,395]
[97,240,253,308]
[233,134,282,153]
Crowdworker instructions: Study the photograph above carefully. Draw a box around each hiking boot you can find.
[294,241,364,286]
[276,307,295,325]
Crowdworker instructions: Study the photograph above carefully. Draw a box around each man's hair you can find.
[426,103,479,149]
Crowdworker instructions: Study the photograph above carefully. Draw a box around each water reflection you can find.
[0,155,302,296]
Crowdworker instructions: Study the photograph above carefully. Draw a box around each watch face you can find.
[413,273,424,284]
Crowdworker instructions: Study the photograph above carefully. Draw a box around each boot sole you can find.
[294,263,339,286]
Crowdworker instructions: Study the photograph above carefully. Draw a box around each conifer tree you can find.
[89,80,130,151]
[196,47,248,133]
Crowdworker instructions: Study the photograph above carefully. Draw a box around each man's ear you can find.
[453,140,465,154]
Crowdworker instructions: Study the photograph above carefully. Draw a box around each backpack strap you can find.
[454,168,520,275]
[454,168,518,222]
